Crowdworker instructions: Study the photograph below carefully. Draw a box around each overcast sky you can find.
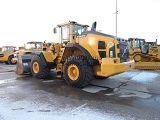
[0,0,160,47]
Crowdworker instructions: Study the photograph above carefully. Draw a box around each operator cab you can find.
[53,21,89,47]
[128,38,148,54]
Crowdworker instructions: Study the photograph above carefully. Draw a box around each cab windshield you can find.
[1,47,14,52]
[25,42,43,49]
[135,39,145,48]
[128,38,145,48]
[73,24,87,35]
[59,24,87,44]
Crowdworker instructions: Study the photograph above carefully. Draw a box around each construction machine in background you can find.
[128,38,160,70]
[0,46,17,65]
[16,21,134,88]
[14,41,50,58]
[15,41,52,74]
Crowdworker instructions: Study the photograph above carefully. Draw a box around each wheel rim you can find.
[33,62,39,73]
[11,58,16,64]
[134,54,141,62]
[67,64,79,81]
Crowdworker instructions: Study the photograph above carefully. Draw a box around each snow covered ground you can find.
[0,64,160,119]
[130,71,159,83]
[0,92,135,120]
[85,70,160,98]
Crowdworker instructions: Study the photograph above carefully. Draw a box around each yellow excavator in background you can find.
[128,38,160,70]
[0,46,17,65]
[16,21,134,88]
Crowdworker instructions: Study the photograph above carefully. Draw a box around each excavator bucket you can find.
[135,62,160,70]
[15,55,33,74]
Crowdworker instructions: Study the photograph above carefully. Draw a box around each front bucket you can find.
[16,56,24,74]
[15,55,33,75]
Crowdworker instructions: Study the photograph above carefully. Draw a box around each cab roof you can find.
[26,41,43,43]
[57,21,89,27]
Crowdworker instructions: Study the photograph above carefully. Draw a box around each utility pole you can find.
[115,0,118,37]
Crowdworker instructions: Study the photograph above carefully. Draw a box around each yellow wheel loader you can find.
[16,21,134,88]
[128,38,160,70]
[15,41,52,74]
[0,46,17,65]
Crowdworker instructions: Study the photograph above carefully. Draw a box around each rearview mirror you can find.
[53,28,57,33]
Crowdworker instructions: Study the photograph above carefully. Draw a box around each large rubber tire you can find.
[30,55,50,79]
[63,55,93,88]
[8,55,17,65]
